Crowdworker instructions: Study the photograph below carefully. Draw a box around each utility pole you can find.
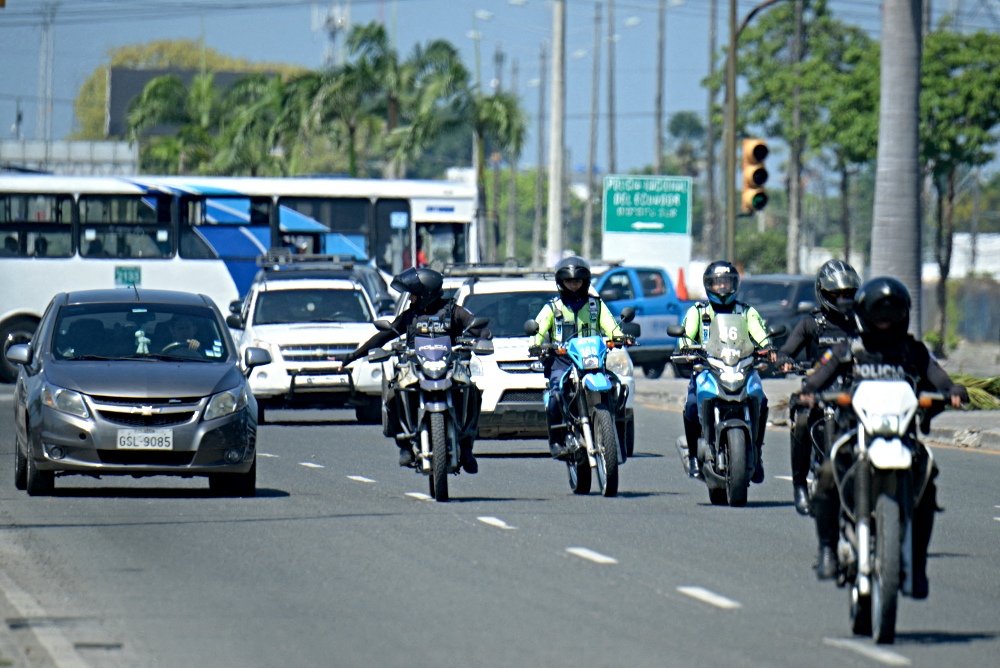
[607,0,617,174]
[546,0,566,267]
[532,44,547,269]
[583,2,602,261]
[506,58,519,262]
[705,0,718,254]
[724,0,738,263]
[655,0,665,175]
[787,0,803,273]
[489,42,505,263]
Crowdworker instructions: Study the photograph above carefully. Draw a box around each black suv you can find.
[736,274,817,353]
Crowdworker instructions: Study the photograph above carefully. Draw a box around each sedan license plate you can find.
[117,428,173,450]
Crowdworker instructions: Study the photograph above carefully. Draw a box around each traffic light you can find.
[741,138,769,213]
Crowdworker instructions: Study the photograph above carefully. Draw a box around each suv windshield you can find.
[738,280,797,307]
[462,291,553,338]
[254,288,373,325]
[54,304,228,360]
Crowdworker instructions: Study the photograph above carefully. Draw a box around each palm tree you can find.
[211,74,289,176]
[870,0,923,335]
[305,63,383,177]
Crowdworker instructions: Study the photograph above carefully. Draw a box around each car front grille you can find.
[89,396,206,427]
[498,361,538,374]
[280,343,358,363]
[498,390,544,404]
[98,412,196,427]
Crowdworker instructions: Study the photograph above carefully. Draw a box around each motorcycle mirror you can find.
[621,322,641,338]
[524,319,539,336]
[467,316,490,332]
[767,324,787,338]
[667,325,685,338]
[619,306,635,323]
[374,318,396,332]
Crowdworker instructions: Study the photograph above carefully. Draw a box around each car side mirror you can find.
[767,324,787,338]
[379,298,396,316]
[473,339,495,356]
[667,325,686,338]
[229,299,242,315]
[226,314,244,330]
[375,318,395,332]
[524,319,539,336]
[5,343,31,366]
[244,346,271,371]
[797,301,815,314]
[621,322,641,338]
[600,288,623,302]
[619,306,635,323]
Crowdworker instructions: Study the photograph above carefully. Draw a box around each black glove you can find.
[528,345,542,358]
[950,384,970,404]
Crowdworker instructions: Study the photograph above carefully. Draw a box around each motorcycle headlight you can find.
[469,355,484,377]
[205,386,248,421]
[42,383,89,419]
[583,355,600,370]
[420,359,448,379]
[606,348,633,377]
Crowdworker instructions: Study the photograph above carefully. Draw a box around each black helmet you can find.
[703,260,740,309]
[854,276,910,343]
[554,255,592,302]
[391,267,443,310]
[815,259,861,315]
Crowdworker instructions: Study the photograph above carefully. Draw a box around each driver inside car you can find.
[162,315,202,352]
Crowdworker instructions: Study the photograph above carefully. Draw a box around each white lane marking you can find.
[823,638,911,666]
[994,517,1000,523]
[258,453,279,458]
[477,516,516,530]
[565,547,618,564]
[300,462,324,468]
[774,475,793,481]
[348,475,376,483]
[0,568,89,667]
[406,492,432,501]
[676,586,742,610]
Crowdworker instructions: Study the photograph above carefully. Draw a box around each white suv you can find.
[452,274,636,449]
[231,269,383,423]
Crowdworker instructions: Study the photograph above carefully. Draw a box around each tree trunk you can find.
[840,161,851,261]
[933,171,956,356]
[871,0,924,337]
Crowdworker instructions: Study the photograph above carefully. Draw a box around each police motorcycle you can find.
[819,375,945,643]
[668,316,779,507]
[367,314,493,502]
[524,307,638,497]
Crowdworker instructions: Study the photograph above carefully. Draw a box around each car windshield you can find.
[254,288,373,325]
[53,304,229,361]
[462,291,553,338]
[738,281,796,307]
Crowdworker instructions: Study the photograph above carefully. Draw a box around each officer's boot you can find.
[683,415,701,478]
[752,405,769,484]
[910,480,938,599]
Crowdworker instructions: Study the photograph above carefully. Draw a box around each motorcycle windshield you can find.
[703,313,755,365]
[415,335,452,362]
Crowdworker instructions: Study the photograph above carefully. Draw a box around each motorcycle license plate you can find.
[117,428,173,450]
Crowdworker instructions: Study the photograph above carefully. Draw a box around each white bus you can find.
[0,174,479,381]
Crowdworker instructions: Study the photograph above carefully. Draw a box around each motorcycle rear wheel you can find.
[873,493,901,644]
[726,429,749,507]
[430,413,449,502]
[592,406,619,497]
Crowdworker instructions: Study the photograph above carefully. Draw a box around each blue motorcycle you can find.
[525,308,637,497]
[670,314,774,506]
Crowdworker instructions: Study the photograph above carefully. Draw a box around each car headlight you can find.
[42,383,89,419]
[469,355,484,377]
[420,359,448,379]
[205,386,248,421]
[606,348,633,377]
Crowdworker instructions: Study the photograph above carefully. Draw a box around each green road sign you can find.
[603,175,692,234]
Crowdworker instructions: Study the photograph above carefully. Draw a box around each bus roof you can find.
[0,174,162,195]
[130,175,477,200]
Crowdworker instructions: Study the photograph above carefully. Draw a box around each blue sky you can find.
[0,0,976,174]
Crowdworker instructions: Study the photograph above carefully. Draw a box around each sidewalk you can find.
[634,375,1000,452]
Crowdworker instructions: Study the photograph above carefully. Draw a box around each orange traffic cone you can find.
[676,267,689,301]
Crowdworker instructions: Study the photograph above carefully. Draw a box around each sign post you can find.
[602,175,693,270]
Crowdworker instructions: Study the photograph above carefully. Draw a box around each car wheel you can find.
[642,361,666,379]
[25,454,54,496]
[14,437,27,491]
[209,458,257,497]
[355,400,381,425]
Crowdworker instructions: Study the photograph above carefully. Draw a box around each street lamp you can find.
[723,0,786,264]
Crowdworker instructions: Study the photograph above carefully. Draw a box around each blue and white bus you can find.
[0,174,478,381]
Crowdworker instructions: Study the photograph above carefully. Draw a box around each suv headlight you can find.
[606,348,633,377]
[205,386,248,421]
[42,383,89,419]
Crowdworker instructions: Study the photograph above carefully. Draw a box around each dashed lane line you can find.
[406,492,433,501]
[774,475,793,481]
[258,453,279,458]
[565,547,618,564]
[822,638,911,666]
[676,586,742,610]
[477,516,516,530]
[299,462,324,469]
[0,568,88,667]
[347,475,376,483]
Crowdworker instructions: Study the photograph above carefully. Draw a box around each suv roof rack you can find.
[442,263,553,279]
[258,250,359,271]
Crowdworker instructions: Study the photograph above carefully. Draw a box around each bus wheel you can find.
[0,317,37,383]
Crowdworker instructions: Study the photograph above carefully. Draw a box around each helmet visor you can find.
[706,274,738,296]
[867,298,907,328]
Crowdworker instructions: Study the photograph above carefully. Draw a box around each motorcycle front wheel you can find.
[592,405,619,497]
[725,429,749,507]
[567,449,592,495]
[430,413,449,502]
[872,493,901,643]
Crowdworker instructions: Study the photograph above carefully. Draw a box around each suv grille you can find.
[280,343,358,363]
[498,390,543,404]
[498,361,537,374]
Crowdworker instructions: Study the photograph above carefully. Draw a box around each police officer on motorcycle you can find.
[679,261,772,480]
[340,267,492,472]
[777,259,861,515]
[528,255,622,460]
[800,277,968,589]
